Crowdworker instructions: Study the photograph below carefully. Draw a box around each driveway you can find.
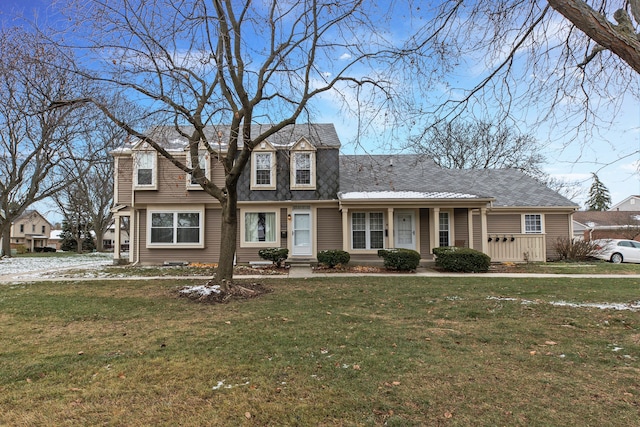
[0,253,113,283]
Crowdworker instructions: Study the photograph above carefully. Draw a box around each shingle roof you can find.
[117,123,341,152]
[573,210,640,227]
[339,154,578,208]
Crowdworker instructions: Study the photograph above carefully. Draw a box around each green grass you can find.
[1,276,639,426]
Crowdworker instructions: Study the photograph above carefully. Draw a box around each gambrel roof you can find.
[339,154,578,208]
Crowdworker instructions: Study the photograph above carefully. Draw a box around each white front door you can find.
[292,209,312,256]
[394,211,415,250]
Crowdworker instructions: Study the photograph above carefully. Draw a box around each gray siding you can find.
[238,148,340,202]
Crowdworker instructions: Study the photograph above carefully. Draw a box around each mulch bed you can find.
[177,281,273,304]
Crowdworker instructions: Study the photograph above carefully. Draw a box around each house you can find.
[609,195,640,212]
[10,210,53,252]
[110,124,578,265]
[48,229,63,251]
[573,210,640,241]
[103,223,130,251]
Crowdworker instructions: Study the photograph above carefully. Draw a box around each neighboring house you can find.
[573,210,640,241]
[609,195,640,212]
[103,223,130,251]
[110,124,578,265]
[48,229,63,251]
[10,210,53,252]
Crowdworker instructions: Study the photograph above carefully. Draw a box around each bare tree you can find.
[51,0,421,288]
[408,119,546,177]
[406,1,640,150]
[0,27,89,257]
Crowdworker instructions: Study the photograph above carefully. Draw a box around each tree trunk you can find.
[95,229,104,252]
[75,235,83,253]
[1,222,11,257]
[548,0,640,74]
[217,191,238,289]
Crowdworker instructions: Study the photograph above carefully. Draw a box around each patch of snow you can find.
[550,300,640,312]
[179,284,221,296]
[338,191,479,200]
[0,253,113,282]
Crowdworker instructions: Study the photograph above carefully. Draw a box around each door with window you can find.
[394,211,416,250]
[292,208,312,256]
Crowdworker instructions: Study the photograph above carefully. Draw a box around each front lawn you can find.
[1,276,639,425]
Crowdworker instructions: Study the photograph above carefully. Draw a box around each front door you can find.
[292,208,312,256]
[394,211,415,250]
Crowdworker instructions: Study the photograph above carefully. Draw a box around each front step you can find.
[286,258,317,267]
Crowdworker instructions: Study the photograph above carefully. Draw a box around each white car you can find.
[592,239,640,264]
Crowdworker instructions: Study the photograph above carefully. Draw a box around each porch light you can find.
[287,214,292,221]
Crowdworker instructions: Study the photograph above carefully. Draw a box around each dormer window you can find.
[290,138,316,190]
[134,151,157,189]
[187,151,209,189]
[251,142,276,190]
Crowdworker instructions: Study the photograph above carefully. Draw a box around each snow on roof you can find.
[338,191,480,200]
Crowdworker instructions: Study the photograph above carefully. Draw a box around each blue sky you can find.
[2,0,639,216]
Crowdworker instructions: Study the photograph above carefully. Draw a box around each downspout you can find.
[132,209,140,265]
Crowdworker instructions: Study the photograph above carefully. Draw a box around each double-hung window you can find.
[243,211,278,246]
[294,152,311,185]
[439,212,450,247]
[148,209,203,247]
[134,151,157,189]
[251,150,276,190]
[352,212,384,250]
[524,214,543,234]
[187,151,209,189]
[290,149,316,190]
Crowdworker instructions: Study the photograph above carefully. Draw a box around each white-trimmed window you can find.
[242,210,279,247]
[439,212,450,247]
[147,208,204,248]
[291,151,316,189]
[352,212,384,250]
[523,214,543,234]
[134,151,157,189]
[187,151,209,189]
[251,151,276,190]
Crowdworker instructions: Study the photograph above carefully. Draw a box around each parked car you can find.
[592,239,640,264]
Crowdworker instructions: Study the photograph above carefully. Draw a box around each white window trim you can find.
[146,206,205,249]
[251,149,277,190]
[133,151,158,190]
[240,208,281,248]
[290,151,316,190]
[438,210,451,247]
[186,151,210,190]
[350,211,385,252]
[522,213,544,234]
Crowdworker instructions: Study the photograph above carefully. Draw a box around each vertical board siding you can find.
[472,213,481,250]
[317,207,342,251]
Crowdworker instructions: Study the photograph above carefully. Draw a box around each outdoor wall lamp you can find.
[287,214,292,221]
[488,237,492,242]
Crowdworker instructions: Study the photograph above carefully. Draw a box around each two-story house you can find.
[111,123,578,266]
[10,210,52,252]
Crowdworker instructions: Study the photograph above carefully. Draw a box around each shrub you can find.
[434,246,491,273]
[377,248,421,271]
[258,247,289,267]
[554,237,600,261]
[317,249,350,268]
